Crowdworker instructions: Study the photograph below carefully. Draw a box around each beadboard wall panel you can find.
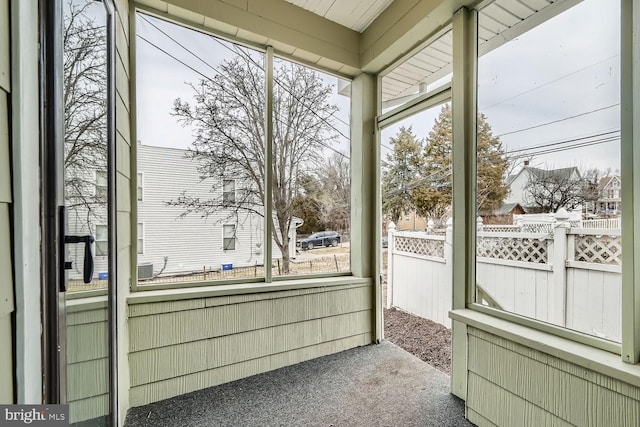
[128,283,374,406]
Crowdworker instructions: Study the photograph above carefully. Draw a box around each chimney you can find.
[524,160,530,166]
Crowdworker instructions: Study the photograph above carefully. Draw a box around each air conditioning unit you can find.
[138,263,154,280]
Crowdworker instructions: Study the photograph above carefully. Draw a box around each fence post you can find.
[386,221,396,309]
[551,208,570,327]
[445,217,454,306]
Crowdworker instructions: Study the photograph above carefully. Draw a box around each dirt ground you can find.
[383,307,452,374]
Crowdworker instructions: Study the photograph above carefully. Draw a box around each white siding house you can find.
[505,164,580,212]
[136,143,299,278]
[69,144,300,280]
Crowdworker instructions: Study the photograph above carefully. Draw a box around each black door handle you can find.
[65,235,95,285]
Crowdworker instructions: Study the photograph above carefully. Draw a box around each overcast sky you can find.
[136,14,351,155]
[137,0,619,174]
[382,0,620,174]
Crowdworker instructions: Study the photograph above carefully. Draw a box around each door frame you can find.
[40,0,118,424]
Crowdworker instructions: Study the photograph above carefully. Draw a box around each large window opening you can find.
[136,13,266,285]
[381,100,454,373]
[474,0,622,343]
[135,13,352,286]
[271,57,352,278]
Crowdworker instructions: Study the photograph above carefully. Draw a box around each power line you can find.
[504,130,619,155]
[480,54,619,111]
[494,104,620,138]
[509,136,619,159]
[136,32,349,160]
[138,15,351,142]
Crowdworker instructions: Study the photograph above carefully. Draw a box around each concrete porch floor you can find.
[125,341,474,426]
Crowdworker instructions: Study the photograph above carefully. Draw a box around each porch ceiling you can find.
[283,0,395,33]
[138,0,574,85]
[381,0,575,104]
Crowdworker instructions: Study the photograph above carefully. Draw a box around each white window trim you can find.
[137,172,144,202]
[95,224,109,257]
[137,222,144,255]
[222,178,235,205]
[222,223,236,251]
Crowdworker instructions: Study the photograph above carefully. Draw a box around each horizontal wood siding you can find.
[137,144,263,274]
[128,283,374,406]
[66,305,109,423]
[467,327,640,426]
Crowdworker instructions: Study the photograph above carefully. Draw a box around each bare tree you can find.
[317,152,350,235]
[523,165,593,212]
[63,1,107,227]
[169,51,339,272]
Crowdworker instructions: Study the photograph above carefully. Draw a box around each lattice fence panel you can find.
[394,236,444,258]
[520,223,553,234]
[574,235,622,265]
[477,236,548,263]
[482,225,521,233]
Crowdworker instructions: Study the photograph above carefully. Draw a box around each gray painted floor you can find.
[125,341,474,427]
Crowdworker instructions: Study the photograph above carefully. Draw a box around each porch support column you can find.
[451,6,477,400]
[350,73,380,341]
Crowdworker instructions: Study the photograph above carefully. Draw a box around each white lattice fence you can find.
[574,235,622,265]
[394,235,445,258]
[477,236,548,263]
[520,223,553,234]
[482,225,521,233]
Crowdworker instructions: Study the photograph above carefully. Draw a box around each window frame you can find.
[222,179,235,206]
[137,222,144,255]
[222,223,236,251]
[95,224,109,257]
[451,1,631,358]
[137,172,143,202]
[131,8,356,289]
[95,169,108,200]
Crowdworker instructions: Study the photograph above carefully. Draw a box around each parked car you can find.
[299,231,341,250]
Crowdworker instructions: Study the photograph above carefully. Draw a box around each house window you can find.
[96,225,108,256]
[474,0,621,343]
[223,224,236,251]
[222,179,235,205]
[138,223,144,254]
[96,170,107,201]
[137,173,143,201]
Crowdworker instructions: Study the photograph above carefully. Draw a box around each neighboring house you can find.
[68,144,301,280]
[396,209,428,231]
[595,175,621,214]
[505,162,581,212]
[480,202,526,225]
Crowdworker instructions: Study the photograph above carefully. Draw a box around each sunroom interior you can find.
[3,0,640,426]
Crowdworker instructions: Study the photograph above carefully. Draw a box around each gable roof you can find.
[598,175,621,191]
[507,166,580,185]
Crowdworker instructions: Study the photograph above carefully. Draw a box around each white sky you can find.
[381,0,620,174]
[136,14,351,156]
[137,0,619,174]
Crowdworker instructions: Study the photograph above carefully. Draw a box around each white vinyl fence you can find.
[387,217,622,341]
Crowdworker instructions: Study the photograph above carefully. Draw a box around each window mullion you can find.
[620,0,640,364]
[264,46,274,283]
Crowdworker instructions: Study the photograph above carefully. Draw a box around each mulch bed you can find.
[383,307,452,374]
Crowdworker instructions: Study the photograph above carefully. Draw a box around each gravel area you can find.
[384,307,452,374]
